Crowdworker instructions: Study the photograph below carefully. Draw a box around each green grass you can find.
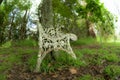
[27,53,37,71]
[12,39,37,47]
[0,39,120,79]
[71,37,97,46]
[1,40,12,48]
[28,50,86,72]
[76,74,93,80]
[76,74,105,80]
[104,65,120,79]
[0,74,6,80]
[103,53,119,62]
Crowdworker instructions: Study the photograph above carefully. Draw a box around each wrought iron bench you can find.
[34,20,77,72]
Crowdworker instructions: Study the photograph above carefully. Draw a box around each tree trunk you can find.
[20,10,28,40]
[9,11,15,40]
[0,0,3,5]
[35,0,53,72]
[86,19,96,38]
[38,0,53,28]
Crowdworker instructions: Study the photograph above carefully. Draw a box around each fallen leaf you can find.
[52,74,58,78]
[36,76,42,80]
[69,68,77,74]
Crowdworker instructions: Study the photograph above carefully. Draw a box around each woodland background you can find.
[0,0,120,80]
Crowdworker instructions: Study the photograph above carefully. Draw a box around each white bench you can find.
[34,20,77,72]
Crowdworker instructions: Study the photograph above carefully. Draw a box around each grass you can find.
[0,38,120,79]
[12,39,37,47]
[76,74,93,80]
[71,37,97,46]
[104,65,120,79]
[76,74,105,80]
[103,53,119,62]
[0,74,6,80]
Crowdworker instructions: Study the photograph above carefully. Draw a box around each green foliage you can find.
[77,74,93,80]
[1,40,12,48]
[0,0,116,42]
[53,0,77,18]
[27,53,37,71]
[103,42,120,46]
[0,0,32,43]
[0,8,5,25]
[0,65,8,72]
[76,74,105,80]
[103,53,119,62]
[77,0,103,22]
[0,39,120,79]
[6,54,21,64]
[0,74,6,80]
[76,0,116,38]
[39,50,86,72]
[86,0,103,22]
[72,37,97,46]
[56,51,86,67]
[13,39,37,47]
[104,65,120,78]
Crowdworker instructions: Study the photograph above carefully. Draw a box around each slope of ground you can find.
[0,40,120,80]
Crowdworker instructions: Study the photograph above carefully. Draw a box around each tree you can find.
[0,0,3,5]
[76,0,115,38]
[0,0,31,44]
[52,0,79,35]
[38,0,53,28]
[35,0,53,72]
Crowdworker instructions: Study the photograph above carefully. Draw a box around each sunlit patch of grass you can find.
[96,37,120,47]
[0,40,12,48]
[103,42,120,47]
[72,37,97,46]
[106,38,120,43]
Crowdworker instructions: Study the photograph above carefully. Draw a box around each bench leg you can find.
[68,47,76,59]
[34,50,47,72]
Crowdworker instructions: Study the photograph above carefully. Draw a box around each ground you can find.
[0,39,120,80]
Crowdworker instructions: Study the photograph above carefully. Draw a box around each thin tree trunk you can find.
[20,10,28,39]
[0,0,3,5]
[9,11,15,40]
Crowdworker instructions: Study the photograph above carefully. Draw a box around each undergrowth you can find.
[0,39,120,80]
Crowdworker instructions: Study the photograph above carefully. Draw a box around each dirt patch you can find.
[7,63,110,80]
